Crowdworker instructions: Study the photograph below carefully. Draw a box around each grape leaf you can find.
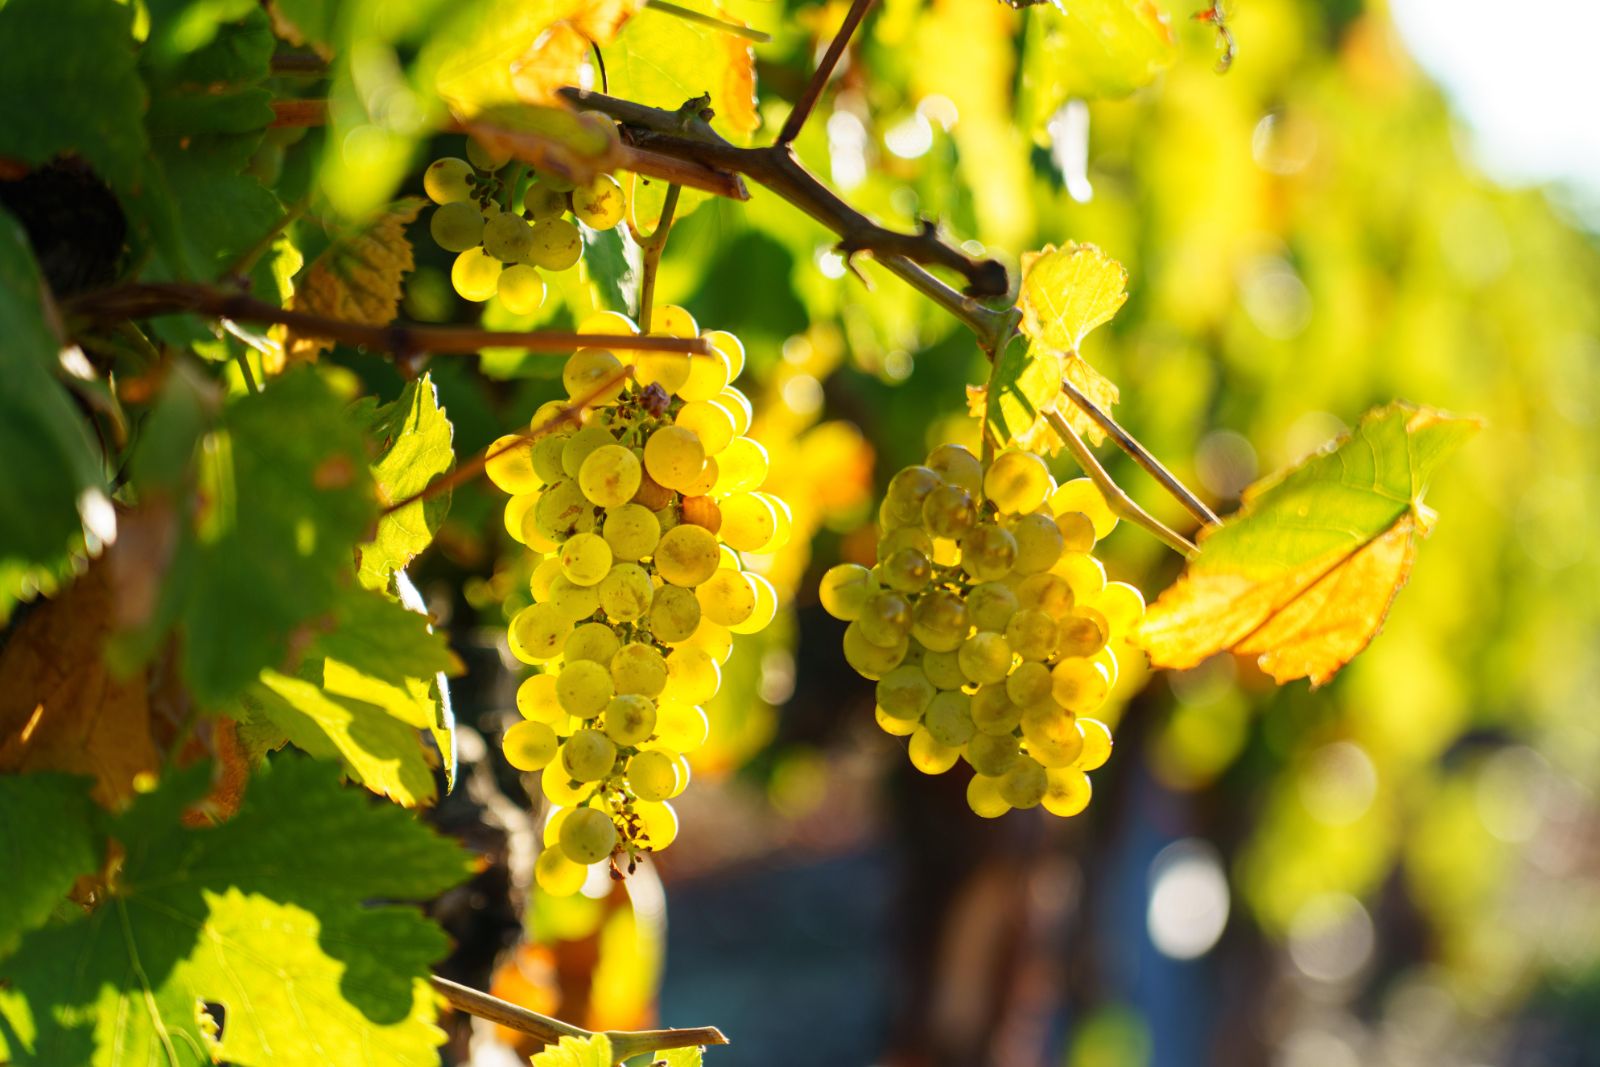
[0,774,102,957]
[1021,0,1176,130]
[353,374,456,591]
[1018,242,1128,354]
[181,369,377,705]
[1139,403,1481,686]
[285,199,424,364]
[976,335,1062,449]
[396,570,458,794]
[604,1,757,140]
[582,221,636,315]
[0,562,162,807]
[531,1033,614,1067]
[652,1047,705,1066]
[0,210,109,578]
[0,758,473,1067]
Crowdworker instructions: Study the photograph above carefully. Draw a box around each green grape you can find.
[452,248,501,301]
[509,603,571,663]
[958,632,1013,686]
[909,728,961,775]
[430,201,485,252]
[984,450,1052,514]
[927,443,984,495]
[485,434,540,493]
[920,647,967,690]
[612,641,669,698]
[965,773,1012,819]
[876,706,918,737]
[921,483,977,540]
[998,756,1048,808]
[602,693,656,746]
[541,760,592,806]
[466,138,510,171]
[970,683,1021,735]
[505,493,539,545]
[561,730,618,783]
[1050,478,1117,539]
[535,846,587,895]
[842,620,907,680]
[881,546,932,593]
[654,701,709,751]
[1053,553,1107,600]
[728,572,777,635]
[876,664,935,721]
[561,425,616,479]
[819,563,879,621]
[549,574,601,623]
[697,568,756,627]
[878,525,935,562]
[965,731,1020,776]
[1009,512,1065,575]
[858,591,913,648]
[1056,608,1109,658]
[923,690,976,747]
[704,330,745,380]
[483,212,533,263]
[682,456,720,497]
[559,805,617,864]
[655,524,721,586]
[628,749,680,802]
[646,584,701,642]
[424,157,475,204]
[571,173,626,229]
[517,673,565,723]
[662,646,718,704]
[524,182,567,220]
[503,720,559,771]
[1074,718,1113,771]
[679,619,734,665]
[910,590,968,653]
[533,167,576,193]
[960,523,1018,582]
[556,659,614,717]
[678,346,732,403]
[1015,572,1074,618]
[533,478,588,542]
[644,425,706,490]
[718,493,777,553]
[559,532,613,586]
[712,436,769,493]
[634,346,692,397]
[565,621,622,665]
[1005,661,1054,706]
[603,504,660,561]
[579,444,643,508]
[1056,511,1097,553]
[1051,657,1109,712]
[635,800,679,850]
[1006,609,1058,661]
[497,263,546,315]
[1020,702,1082,767]
[717,386,753,436]
[526,218,583,270]
[529,557,564,603]
[598,562,654,622]
[967,581,1019,633]
[1091,581,1146,636]
[564,348,626,404]
[1042,767,1092,817]
[884,465,943,525]
[652,304,698,337]
[530,430,571,483]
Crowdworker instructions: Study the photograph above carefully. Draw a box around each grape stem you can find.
[429,974,728,1061]
[1044,409,1198,558]
[774,0,875,146]
[632,183,682,334]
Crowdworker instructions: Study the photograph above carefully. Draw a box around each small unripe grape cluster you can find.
[423,138,628,311]
[821,445,1143,820]
[488,304,789,895]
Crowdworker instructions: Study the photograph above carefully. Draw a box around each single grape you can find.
[451,248,501,301]
[635,800,679,850]
[663,646,720,704]
[966,581,1019,633]
[920,648,967,691]
[909,728,961,775]
[528,556,564,603]
[1056,608,1109,658]
[525,218,583,270]
[652,305,698,337]
[965,731,1020,777]
[676,400,736,455]
[877,664,935,721]
[819,563,879,621]
[655,524,721,587]
[1015,572,1074,617]
[503,720,559,771]
[579,444,643,508]
[556,659,614,717]
[564,621,622,664]
[984,450,1052,514]
[923,690,976,747]
[523,182,568,220]
[881,546,932,593]
[559,532,613,586]
[1009,512,1065,574]
[541,760,591,806]
[1053,552,1107,600]
[678,346,732,403]
[1074,718,1113,771]
[516,673,565,723]
[535,847,587,895]
[965,773,1012,819]
[598,562,654,622]
[719,493,777,553]
[1050,478,1118,539]
[654,701,709,752]
[922,483,977,540]
[483,212,534,263]
[960,523,1018,582]
[842,620,908,680]
[1051,657,1109,712]
[529,428,571,482]
[509,603,571,663]
[1005,661,1054,706]
[563,348,626,404]
[571,173,626,229]
[560,425,616,479]
[466,138,511,171]
[998,756,1048,808]
[1006,609,1058,661]
[430,201,485,252]
[697,568,757,627]
[858,591,914,648]
[602,693,656,746]
[559,805,617,864]
[1091,581,1146,636]
[959,632,1013,686]
[603,503,660,561]
[424,157,474,204]
[484,434,540,493]
[497,263,546,315]
[970,683,1022,735]
[613,641,669,698]
[1042,767,1092,817]
[504,493,539,545]
[716,386,754,436]
[1056,511,1097,553]
[926,443,984,495]
[628,749,680,802]
[729,572,777,635]
[646,584,701,643]
[561,729,618,782]
[532,478,589,542]
[712,436,769,494]
[876,706,919,736]
[683,456,720,497]
[1020,702,1083,767]
[910,590,968,653]
[644,425,706,490]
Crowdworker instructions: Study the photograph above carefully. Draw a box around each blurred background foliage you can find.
[373,0,1600,1063]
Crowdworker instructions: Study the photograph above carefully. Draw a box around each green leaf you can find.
[1020,0,1177,129]
[1016,242,1128,355]
[1140,403,1482,686]
[652,1047,705,1067]
[182,369,377,705]
[582,222,636,315]
[0,774,103,958]
[354,375,456,590]
[531,1033,615,1067]
[0,210,108,573]
[0,758,472,1067]
[981,335,1062,450]
[605,2,758,144]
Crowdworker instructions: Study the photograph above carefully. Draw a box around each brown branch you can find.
[269,52,328,77]
[65,283,711,358]
[270,99,328,128]
[430,974,727,1061]
[776,0,875,146]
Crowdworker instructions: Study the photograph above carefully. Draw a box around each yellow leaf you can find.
[284,199,423,365]
[437,0,646,112]
[1018,242,1128,354]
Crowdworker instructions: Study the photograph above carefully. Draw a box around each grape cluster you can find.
[821,445,1143,819]
[423,138,627,309]
[487,305,788,895]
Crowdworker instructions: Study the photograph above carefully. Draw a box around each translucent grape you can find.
[970,683,1021,735]
[530,431,570,484]
[910,590,968,653]
[526,218,583,271]
[430,201,485,252]
[602,503,659,561]
[579,444,642,507]
[654,702,709,751]
[712,436,768,494]
[680,617,734,663]
[920,648,967,691]
[967,581,1019,633]
[716,386,753,436]
[984,450,1052,514]
[563,348,626,404]
[1042,767,1092,817]
[1051,657,1109,712]
[634,347,692,396]
[1020,703,1083,767]
[1009,512,1065,574]
[1005,609,1058,661]
[697,568,756,627]
[556,659,613,717]
[602,693,656,745]
[548,574,600,623]
[965,731,1020,777]
[535,847,587,895]
[728,573,777,635]
[926,443,984,495]
[1074,718,1112,771]
[885,465,943,525]
[509,603,571,663]
[960,523,1018,582]
[842,621,907,680]
[653,305,697,337]
[1056,608,1109,658]
[676,400,736,455]
[858,591,913,648]
[881,546,932,593]
[564,621,622,665]
[654,524,720,586]
[718,493,777,553]
[1056,511,1097,552]
[497,264,546,315]
[878,526,934,562]
[958,632,1013,686]
[1005,661,1054,706]
[503,720,558,771]
[819,563,878,621]
[877,664,935,721]
[517,673,565,723]
[571,174,625,229]
[561,729,618,782]
[541,760,591,806]
[1092,581,1146,636]
[965,773,1011,819]
[1050,478,1118,539]
[909,728,961,775]
[598,562,653,622]
[528,557,564,603]
[678,346,732,403]
[921,484,977,540]
[424,157,474,204]
[646,584,701,642]
[876,706,918,737]
[923,690,976,747]
[1015,572,1074,618]
[451,247,502,301]
[998,756,1048,809]
[612,642,668,698]
[465,138,510,171]
[559,532,612,586]
[523,182,567,220]
[533,478,588,542]
[485,434,540,493]
[635,800,679,850]
[643,425,705,490]
[483,212,533,263]
[628,749,680,802]
[683,457,719,497]
[1054,552,1108,601]
[559,805,617,864]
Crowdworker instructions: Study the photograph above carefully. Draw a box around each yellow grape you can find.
[563,348,626,404]
[524,182,568,220]
[503,492,539,544]
[635,800,679,850]
[430,201,484,252]
[717,387,753,436]
[728,573,776,635]
[678,346,732,402]
[654,524,720,586]
[525,218,583,271]
[497,264,546,315]
[652,304,698,337]
[675,400,736,454]
[718,493,777,553]
[1042,767,1092,817]
[424,157,474,204]
[712,437,768,495]
[503,720,558,771]
[643,425,705,490]
[578,444,642,507]
[571,173,626,230]
[535,847,587,895]
[1050,478,1118,540]
[965,774,1011,819]
[704,330,745,380]
[1074,718,1112,771]
[451,248,501,301]
[516,674,565,723]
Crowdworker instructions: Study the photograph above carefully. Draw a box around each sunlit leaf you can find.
[530,1032,614,1067]
[968,335,1062,449]
[1018,242,1128,354]
[0,774,102,957]
[1021,0,1176,132]
[435,0,645,111]
[285,199,423,364]
[353,375,455,591]
[1139,403,1481,686]
[605,1,758,141]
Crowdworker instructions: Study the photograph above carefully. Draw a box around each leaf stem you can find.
[1045,409,1197,557]
[633,183,682,334]
[776,0,875,146]
[645,0,771,42]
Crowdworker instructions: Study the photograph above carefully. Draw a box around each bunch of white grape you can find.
[820,445,1143,819]
[486,304,789,895]
[423,138,628,310]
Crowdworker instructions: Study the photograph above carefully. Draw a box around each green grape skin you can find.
[857,591,913,648]
[960,523,1018,582]
[598,563,655,623]
[697,568,756,627]
[430,201,485,252]
[643,425,706,491]
[424,157,475,204]
[628,749,680,802]
[497,263,546,315]
[678,346,731,403]
[614,642,670,698]
[530,432,571,485]
[1020,703,1083,767]
[881,546,932,594]
[967,581,1019,633]
[910,590,969,653]
[984,450,1053,515]
[533,167,576,193]
[998,756,1048,809]
[909,728,961,775]
[1005,609,1058,661]
[1056,608,1109,659]
[876,664,935,721]
[535,846,587,895]
[579,444,643,508]
[483,212,534,263]
[920,647,967,690]
[602,693,656,746]
[516,673,565,723]
[958,632,1013,686]
[970,683,1021,736]
[561,729,618,782]
[921,483,977,540]
[571,173,626,230]
[1015,573,1075,618]
[451,248,501,301]
[533,478,588,542]
[662,646,720,704]
[965,731,1020,777]
[646,584,701,643]
[842,621,908,680]
[1005,661,1054,706]
[563,348,626,405]
[524,182,568,220]
[885,465,943,526]
[503,720,558,771]
[819,563,880,622]
[926,444,984,496]
[1042,767,1092,817]
[547,574,601,623]
[1009,512,1065,575]
[923,690,976,747]
[965,773,1012,819]
[1055,511,1097,553]
[655,525,721,587]
[878,525,935,562]
[603,504,661,561]
[559,805,617,864]
[556,659,614,717]
[559,532,613,586]
[876,705,918,736]
[1074,718,1113,771]
[509,603,571,663]
[561,425,617,479]
[564,621,622,664]
[466,138,511,172]
[525,218,583,270]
